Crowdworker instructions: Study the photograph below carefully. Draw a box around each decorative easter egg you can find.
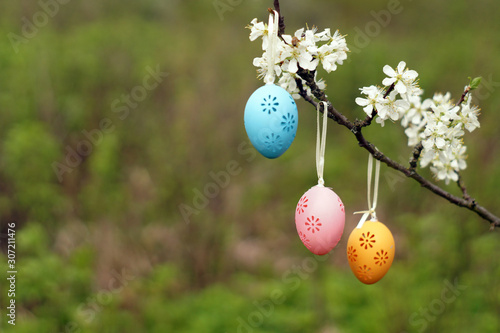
[295,185,345,255]
[244,84,298,159]
[347,220,395,284]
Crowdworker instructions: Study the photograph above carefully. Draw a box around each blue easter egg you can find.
[244,84,298,159]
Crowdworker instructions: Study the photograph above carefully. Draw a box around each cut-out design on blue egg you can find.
[263,133,283,153]
[261,95,279,114]
[281,113,296,132]
[289,95,296,105]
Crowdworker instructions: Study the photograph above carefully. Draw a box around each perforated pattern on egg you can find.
[305,216,322,233]
[281,113,296,132]
[353,246,391,283]
[374,249,389,266]
[261,95,279,114]
[347,246,358,262]
[296,196,308,214]
[359,232,376,249]
[357,265,373,282]
[263,133,283,153]
[299,231,312,250]
[337,196,345,213]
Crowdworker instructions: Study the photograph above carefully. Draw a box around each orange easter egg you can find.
[347,220,395,284]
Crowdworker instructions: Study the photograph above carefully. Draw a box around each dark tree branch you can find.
[295,77,316,106]
[358,110,377,128]
[270,0,500,229]
[293,62,500,229]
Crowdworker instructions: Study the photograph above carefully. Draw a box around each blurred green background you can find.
[0,0,499,332]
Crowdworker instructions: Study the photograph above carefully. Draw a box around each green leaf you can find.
[469,76,482,90]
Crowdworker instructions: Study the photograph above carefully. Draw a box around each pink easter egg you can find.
[295,185,345,255]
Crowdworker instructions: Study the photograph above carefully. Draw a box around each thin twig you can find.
[456,86,470,106]
[452,85,472,196]
[273,0,285,37]
[456,173,473,202]
[383,82,395,98]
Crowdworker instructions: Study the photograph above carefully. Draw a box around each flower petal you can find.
[435,137,446,149]
[382,77,396,86]
[404,69,418,80]
[395,80,407,94]
[383,65,396,77]
[355,97,368,106]
[397,61,406,73]
[288,59,298,73]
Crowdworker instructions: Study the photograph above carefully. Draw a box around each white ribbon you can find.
[316,102,328,186]
[264,10,279,85]
[353,153,381,228]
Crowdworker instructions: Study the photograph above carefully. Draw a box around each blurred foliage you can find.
[0,0,500,332]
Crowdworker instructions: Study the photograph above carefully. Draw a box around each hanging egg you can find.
[295,185,345,255]
[346,220,395,284]
[244,84,298,159]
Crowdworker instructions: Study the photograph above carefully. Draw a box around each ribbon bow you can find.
[353,153,381,228]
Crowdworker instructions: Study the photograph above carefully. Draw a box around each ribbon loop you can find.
[264,11,279,85]
[316,102,328,186]
[353,153,381,228]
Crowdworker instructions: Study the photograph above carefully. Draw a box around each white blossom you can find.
[460,98,481,132]
[315,75,327,91]
[278,72,300,98]
[401,95,429,126]
[431,161,458,184]
[404,122,426,146]
[248,18,268,50]
[432,92,452,106]
[281,33,316,73]
[248,18,348,96]
[252,51,283,80]
[315,28,332,42]
[355,85,383,116]
[382,61,419,95]
[375,90,410,124]
[430,144,467,184]
[354,61,480,184]
[420,147,437,168]
[310,30,349,73]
